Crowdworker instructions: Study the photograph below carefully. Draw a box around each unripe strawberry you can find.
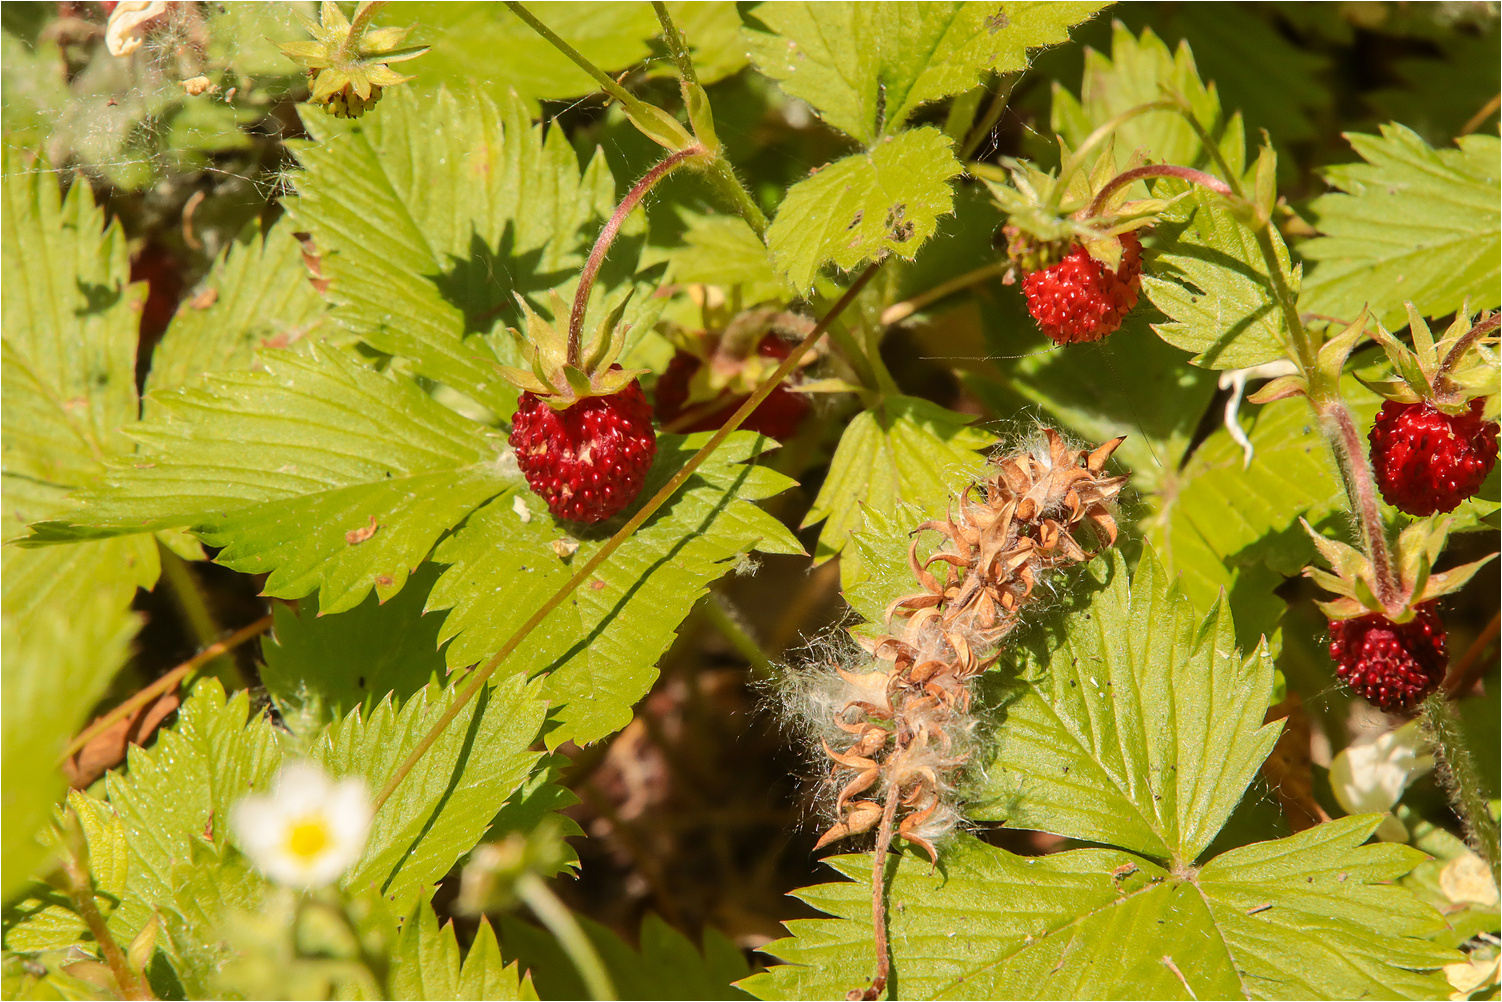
[509,376,656,524]
[1369,399,1499,516]
[1327,603,1447,712]
[1019,233,1142,345]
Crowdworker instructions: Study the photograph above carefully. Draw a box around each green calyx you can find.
[495,291,646,408]
[1365,303,1500,415]
[981,140,1181,276]
[1302,516,1497,622]
[279,1,429,119]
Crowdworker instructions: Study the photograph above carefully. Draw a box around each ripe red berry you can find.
[654,336,810,440]
[1021,233,1142,344]
[1369,399,1499,516]
[509,378,656,524]
[1328,603,1447,711]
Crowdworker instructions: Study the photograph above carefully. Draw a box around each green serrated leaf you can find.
[746,820,1456,1001]
[33,343,511,614]
[143,218,329,406]
[1299,126,1501,330]
[745,2,1106,145]
[974,549,1282,863]
[1144,188,1298,370]
[315,675,547,901]
[289,86,652,413]
[802,395,994,563]
[501,911,751,1000]
[1051,23,1245,179]
[429,432,801,748]
[767,128,962,293]
[392,902,535,1001]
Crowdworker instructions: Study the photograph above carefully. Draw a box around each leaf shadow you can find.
[74,278,122,317]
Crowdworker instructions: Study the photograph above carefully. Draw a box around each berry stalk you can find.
[1419,693,1501,881]
[370,264,883,815]
[568,148,701,364]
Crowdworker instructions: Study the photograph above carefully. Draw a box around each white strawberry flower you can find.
[1329,720,1434,842]
[230,762,372,888]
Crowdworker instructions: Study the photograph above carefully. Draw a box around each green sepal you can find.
[1251,143,1278,228]
[580,288,637,375]
[493,365,552,396]
[627,101,698,153]
[1314,307,1369,387]
[682,80,719,153]
[1246,373,1308,404]
[1371,316,1433,397]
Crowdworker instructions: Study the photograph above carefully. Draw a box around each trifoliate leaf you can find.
[143,218,328,406]
[1143,187,1299,370]
[501,911,751,1001]
[746,820,1456,1000]
[392,903,535,1001]
[289,86,650,414]
[0,593,138,901]
[428,432,802,748]
[32,343,512,614]
[802,395,994,563]
[745,2,1106,145]
[767,128,962,293]
[1052,23,1244,178]
[260,563,452,725]
[974,549,1282,863]
[1299,126,1501,330]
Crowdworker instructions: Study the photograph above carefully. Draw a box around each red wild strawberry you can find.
[655,335,810,440]
[1369,399,1499,516]
[509,376,656,524]
[1021,232,1142,344]
[1328,603,1447,712]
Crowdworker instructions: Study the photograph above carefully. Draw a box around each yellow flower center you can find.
[285,817,331,860]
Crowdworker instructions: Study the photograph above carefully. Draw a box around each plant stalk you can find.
[854,786,902,1002]
[59,614,274,763]
[1050,99,1179,204]
[880,261,1008,326]
[370,263,882,815]
[1310,396,1403,612]
[158,545,243,689]
[568,148,700,364]
[1419,693,1500,881]
[701,593,774,680]
[503,2,646,118]
[651,1,697,84]
[1084,164,1234,220]
[516,873,617,1001]
[60,834,154,1000]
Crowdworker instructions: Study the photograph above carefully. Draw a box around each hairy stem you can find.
[371,264,883,815]
[568,149,700,364]
[651,1,697,84]
[1420,693,1500,881]
[1310,398,1403,613]
[59,615,273,764]
[517,873,617,1000]
[958,75,1019,162]
[1084,164,1233,219]
[700,157,769,239]
[853,786,903,1002]
[61,835,154,1000]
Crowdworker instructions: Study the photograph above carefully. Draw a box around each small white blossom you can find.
[1329,720,1434,841]
[230,762,372,888]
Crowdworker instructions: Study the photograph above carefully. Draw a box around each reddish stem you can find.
[1085,164,1233,219]
[568,147,701,364]
[852,786,902,1002]
[1317,398,1403,613]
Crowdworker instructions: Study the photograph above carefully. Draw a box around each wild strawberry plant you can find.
[2,3,1498,1000]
